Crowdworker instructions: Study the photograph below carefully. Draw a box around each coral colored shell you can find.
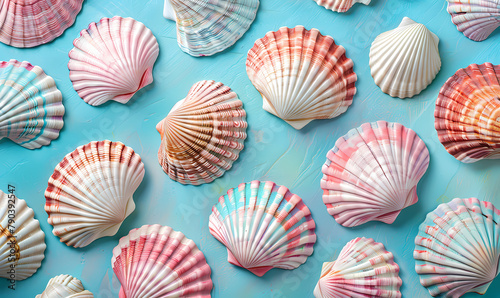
[157,80,247,185]
[246,26,357,130]
[321,121,430,227]
[0,190,46,281]
[435,63,500,163]
[314,237,402,298]
[163,0,259,57]
[209,180,317,276]
[68,17,159,106]
[112,224,213,298]
[447,0,500,42]
[369,17,441,98]
[313,0,371,13]
[0,59,65,149]
[45,140,145,248]
[414,198,500,297]
[0,0,84,48]
[36,274,93,298]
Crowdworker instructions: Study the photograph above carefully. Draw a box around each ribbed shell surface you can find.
[447,0,500,41]
[36,274,94,298]
[313,0,371,13]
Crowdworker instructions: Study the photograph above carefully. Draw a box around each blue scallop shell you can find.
[0,60,64,149]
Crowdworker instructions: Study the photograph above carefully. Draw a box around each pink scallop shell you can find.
[0,0,84,47]
[447,0,500,42]
[112,224,213,298]
[435,62,500,163]
[68,16,159,106]
[313,0,371,13]
[321,121,430,227]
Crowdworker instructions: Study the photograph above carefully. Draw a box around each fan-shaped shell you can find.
[45,140,145,248]
[209,180,317,276]
[0,0,84,48]
[36,274,93,298]
[414,198,500,297]
[163,0,259,57]
[314,237,402,298]
[68,16,159,106]
[369,17,441,98]
[320,121,430,227]
[0,59,65,149]
[246,26,357,130]
[435,62,500,163]
[447,0,500,42]
[157,80,247,185]
[313,0,371,13]
[0,190,46,280]
[112,224,213,298]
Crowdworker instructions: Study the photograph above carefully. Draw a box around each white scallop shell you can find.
[68,16,159,106]
[369,17,441,98]
[0,190,46,281]
[314,237,402,298]
[112,224,213,298]
[320,121,430,227]
[36,274,94,298]
[163,0,259,56]
[209,180,317,276]
[313,0,371,13]
[0,59,65,149]
[44,140,145,248]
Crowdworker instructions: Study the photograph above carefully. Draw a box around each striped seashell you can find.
[313,0,371,13]
[163,0,259,56]
[68,16,159,106]
[414,198,500,297]
[314,237,402,298]
[36,274,93,298]
[370,17,441,98]
[112,224,213,298]
[246,26,357,129]
[447,0,500,42]
[0,59,65,149]
[157,80,247,185]
[209,181,317,276]
[45,140,145,248]
[0,0,84,48]
[321,121,430,227]
[435,62,500,163]
[0,190,46,281]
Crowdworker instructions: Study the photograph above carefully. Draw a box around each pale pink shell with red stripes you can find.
[435,62,500,163]
[209,181,317,276]
[313,0,371,13]
[0,0,84,47]
[112,224,213,298]
[45,140,145,248]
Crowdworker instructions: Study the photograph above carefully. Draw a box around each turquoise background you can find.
[1,0,500,297]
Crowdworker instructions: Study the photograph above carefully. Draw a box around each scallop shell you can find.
[320,121,430,227]
[112,224,213,298]
[163,0,259,57]
[369,17,441,98]
[435,62,500,163]
[157,80,247,185]
[0,190,46,281]
[447,0,500,42]
[36,274,93,298]
[414,198,500,297]
[45,140,145,248]
[313,0,371,13]
[68,16,159,106]
[246,26,357,129]
[209,180,317,276]
[0,0,84,48]
[314,237,402,298]
[0,59,65,149]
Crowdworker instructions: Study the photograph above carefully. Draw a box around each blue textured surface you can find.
[1,0,500,297]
